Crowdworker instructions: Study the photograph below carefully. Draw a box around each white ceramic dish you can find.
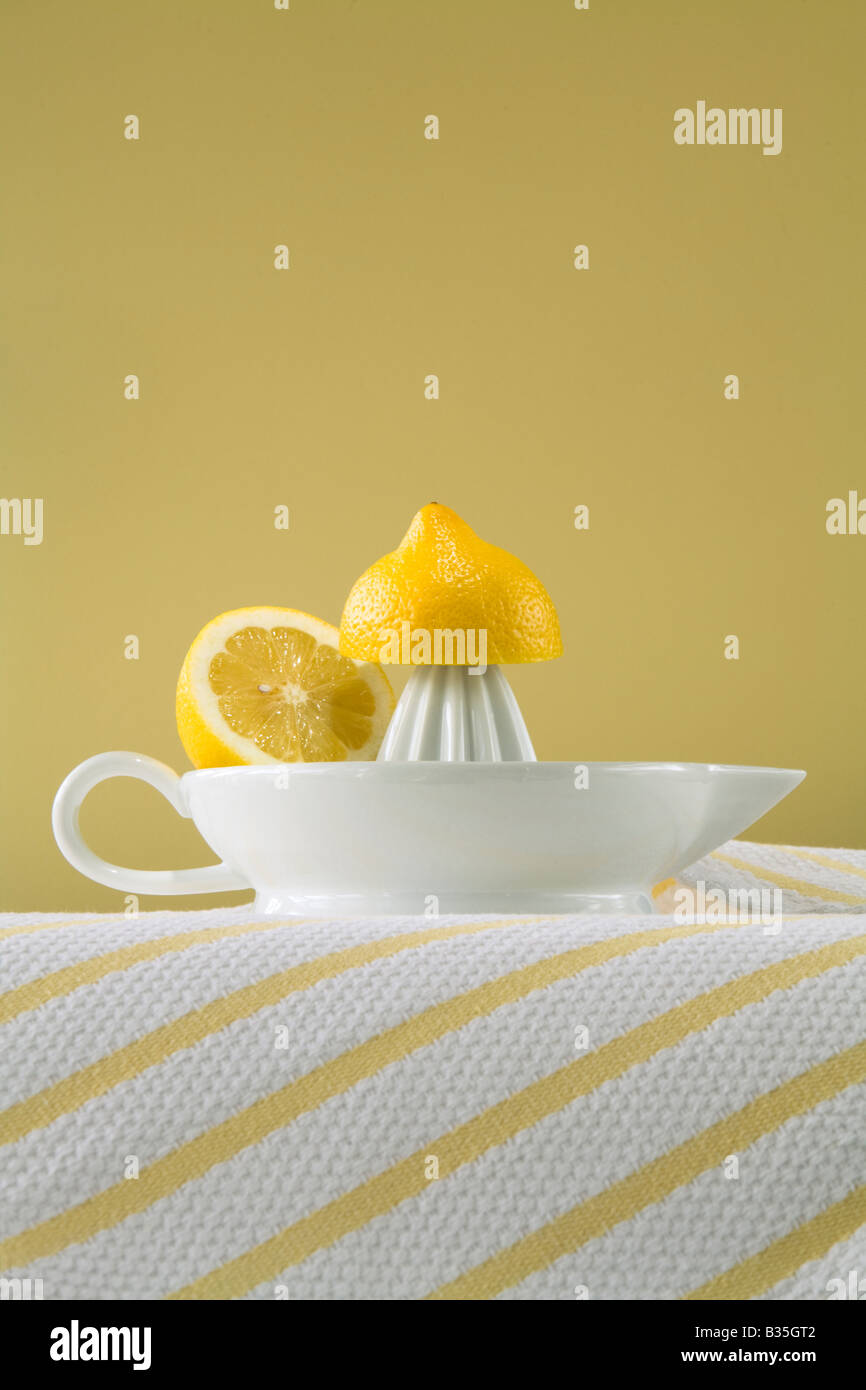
[52,752,805,915]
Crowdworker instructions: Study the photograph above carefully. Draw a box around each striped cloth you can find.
[1,840,864,1301]
[677,841,866,916]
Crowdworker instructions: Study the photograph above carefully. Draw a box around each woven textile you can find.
[1,840,864,1301]
[677,841,866,916]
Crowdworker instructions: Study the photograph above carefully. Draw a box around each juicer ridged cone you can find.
[377,666,537,762]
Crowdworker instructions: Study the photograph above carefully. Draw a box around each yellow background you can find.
[2,0,863,911]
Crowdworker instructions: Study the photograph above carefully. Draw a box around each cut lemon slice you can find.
[176,607,394,767]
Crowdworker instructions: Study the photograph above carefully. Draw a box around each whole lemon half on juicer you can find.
[339,503,562,664]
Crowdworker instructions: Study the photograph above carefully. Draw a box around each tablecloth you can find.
[1,839,864,1300]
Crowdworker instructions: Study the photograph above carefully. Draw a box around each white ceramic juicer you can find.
[51,505,806,916]
[52,665,805,917]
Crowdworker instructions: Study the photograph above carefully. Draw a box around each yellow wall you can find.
[2,1,863,911]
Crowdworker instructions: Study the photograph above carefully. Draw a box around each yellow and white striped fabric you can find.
[1,840,864,1301]
[680,841,866,916]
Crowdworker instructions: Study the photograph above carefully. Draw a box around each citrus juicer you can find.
[51,505,806,916]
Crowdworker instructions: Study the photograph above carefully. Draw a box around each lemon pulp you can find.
[210,625,378,761]
[176,607,393,767]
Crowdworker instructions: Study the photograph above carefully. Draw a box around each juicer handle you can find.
[52,752,249,896]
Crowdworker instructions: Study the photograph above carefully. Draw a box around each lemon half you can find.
[340,503,562,664]
[176,607,394,767]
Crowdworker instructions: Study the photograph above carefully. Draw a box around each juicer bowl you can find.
[53,756,804,916]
